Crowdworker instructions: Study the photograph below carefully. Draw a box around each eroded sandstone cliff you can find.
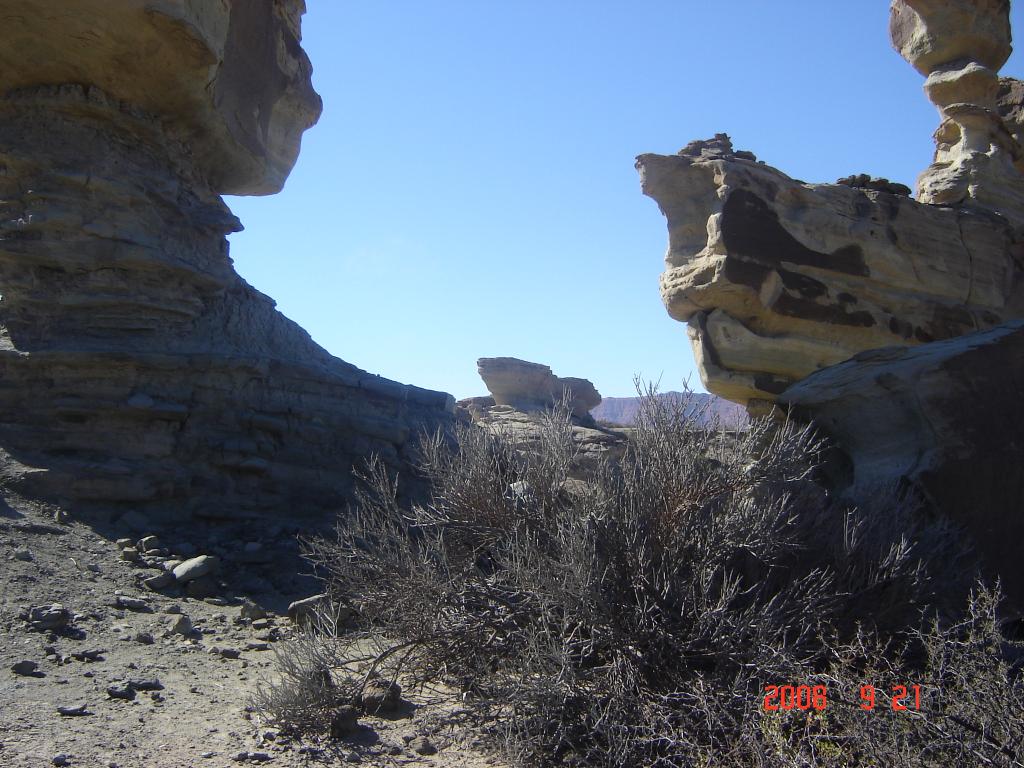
[637,0,1024,413]
[0,2,454,522]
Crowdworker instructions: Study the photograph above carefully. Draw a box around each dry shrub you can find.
[251,606,359,734]
[265,386,1021,766]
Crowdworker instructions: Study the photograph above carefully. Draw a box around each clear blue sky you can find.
[227,1,1024,400]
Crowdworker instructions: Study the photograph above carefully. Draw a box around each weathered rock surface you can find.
[890,0,1024,220]
[781,319,1024,606]
[469,405,628,480]
[638,3,1024,413]
[636,135,1023,408]
[476,358,601,422]
[0,2,454,521]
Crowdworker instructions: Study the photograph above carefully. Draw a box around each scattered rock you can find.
[142,571,174,591]
[11,659,42,676]
[184,575,219,599]
[245,641,270,652]
[115,538,134,550]
[169,614,193,637]
[217,647,241,660]
[114,595,152,613]
[119,548,140,563]
[361,678,401,715]
[330,705,359,738]
[134,631,154,645]
[128,677,163,691]
[69,649,104,663]
[409,736,437,756]
[22,604,72,632]
[14,547,33,561]
[106,682,135,701]
[52,754,71,767]
[239,600,267,621]
[137,535,161,552]
[56,705,91,717]
[172,555,219,584]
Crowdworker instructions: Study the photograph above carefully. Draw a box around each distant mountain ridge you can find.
[590,391,747,427]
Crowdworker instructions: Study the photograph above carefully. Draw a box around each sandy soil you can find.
[0,493,504,768]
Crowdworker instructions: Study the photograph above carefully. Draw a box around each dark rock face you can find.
[781,320,1024,606]
[0,5,454,522]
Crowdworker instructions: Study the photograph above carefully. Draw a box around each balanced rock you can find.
[0,1,454,520]
[890,0,1024,220]
[781,319,1024,606]
[476,358,601,421]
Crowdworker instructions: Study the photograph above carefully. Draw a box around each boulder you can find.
[476,358,602,421]
[0,1,454,521]
[781,319,1024,607]
[172,555,219,584]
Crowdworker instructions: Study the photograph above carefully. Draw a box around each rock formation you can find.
[0,2,454,522]
[460,358,625,476]
[638,0,1024,604]
[891,0,1024,220]
[636,0,1024,413]
[476,358,601,422]
[781,320,1024,603]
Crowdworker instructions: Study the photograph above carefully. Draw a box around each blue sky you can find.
[227,1,1024,400]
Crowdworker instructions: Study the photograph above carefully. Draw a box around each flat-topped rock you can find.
[477,358,601,421]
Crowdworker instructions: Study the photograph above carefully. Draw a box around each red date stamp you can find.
[763,684,921,711]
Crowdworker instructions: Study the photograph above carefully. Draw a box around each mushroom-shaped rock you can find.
[0,0,454,521]
[477,358,601,421]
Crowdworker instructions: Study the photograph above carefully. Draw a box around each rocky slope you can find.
[0,494,502,767]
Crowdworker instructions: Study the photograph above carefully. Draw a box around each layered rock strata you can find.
[476,358,601,422]
[0,3,454,521]
[891,0,1024,221]
[781,321,1024,605]
[637,0,1024,411]
[637,135,1023,409]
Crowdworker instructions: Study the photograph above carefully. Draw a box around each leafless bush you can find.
[280,385,1011,766]
[251,606,359,734]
